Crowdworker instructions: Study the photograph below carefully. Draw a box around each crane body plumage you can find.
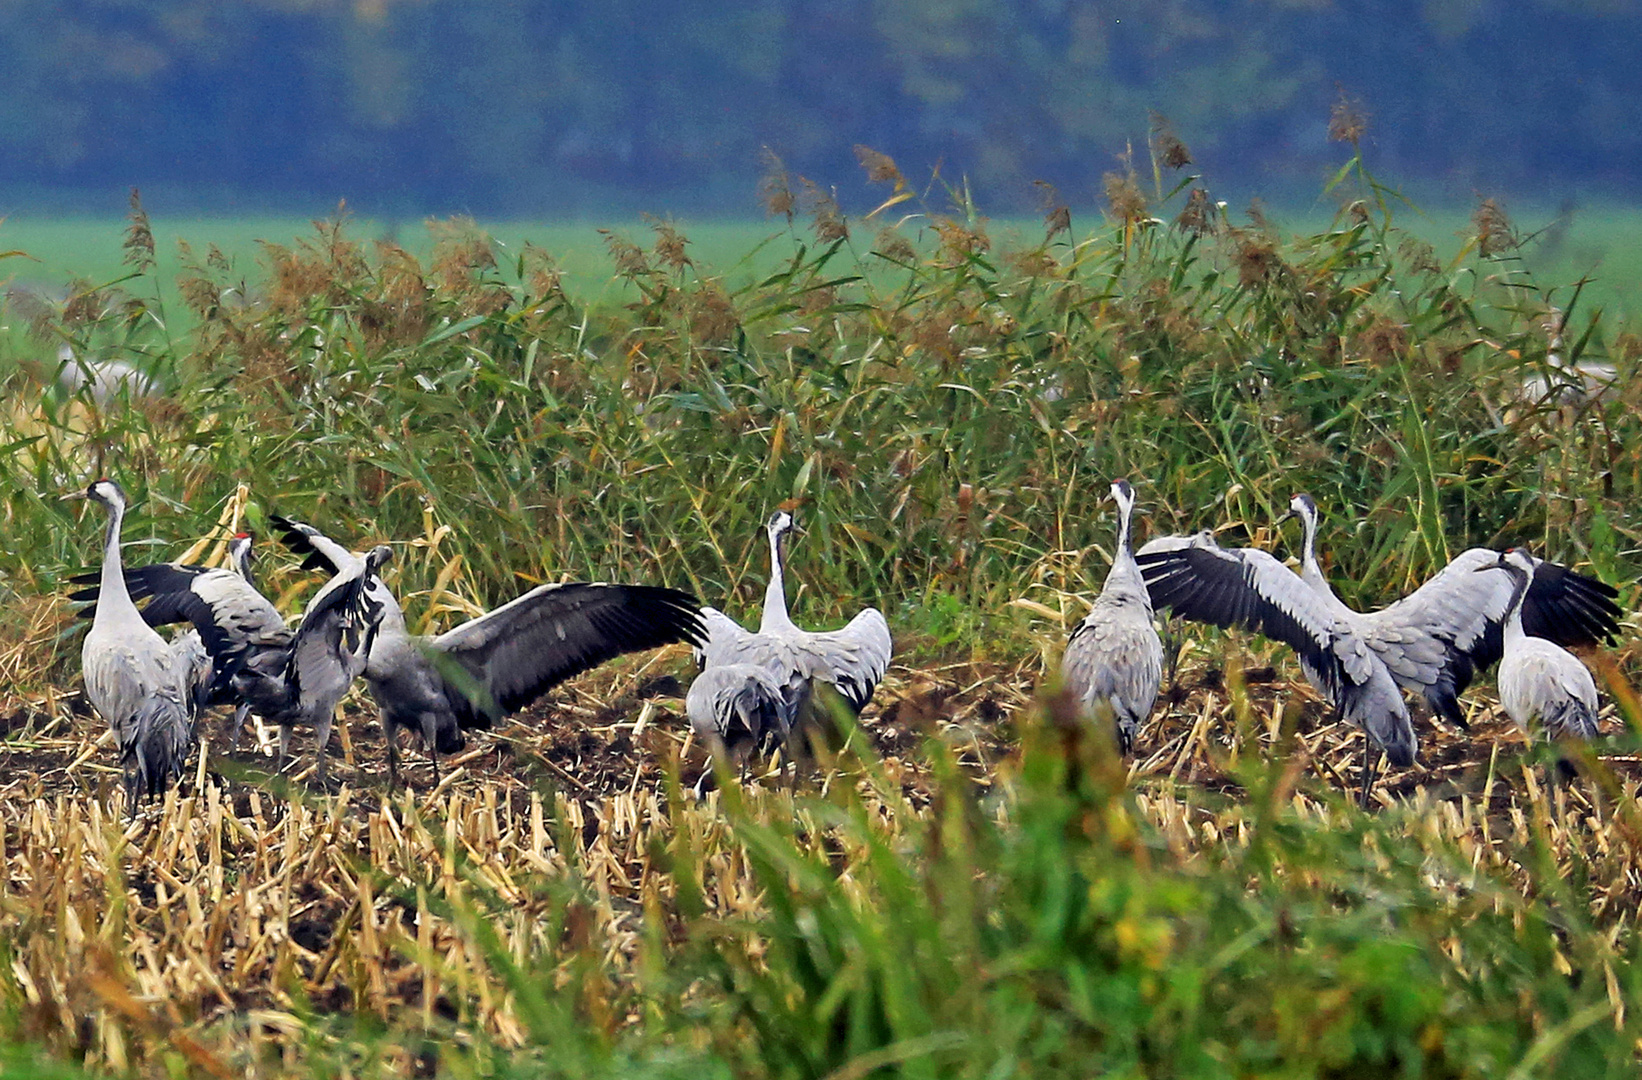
[1060,480,1163,753]
[66,479,197,815]
[1490,549,1601,742]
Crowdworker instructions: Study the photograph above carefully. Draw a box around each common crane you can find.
[1060,479,1163,754]
[688,512,890,779]
[1487,548,1601,745]
[1135,530,1415,804]
[1284,493,1621,729]
[705,511,891,711]
[63,479,197,815]
[269,516,706,787]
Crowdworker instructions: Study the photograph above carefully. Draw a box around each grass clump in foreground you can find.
[0,695,1637,1076]
[0,133,1639,1073]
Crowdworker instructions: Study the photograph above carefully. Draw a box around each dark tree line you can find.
[0,0,1636,216]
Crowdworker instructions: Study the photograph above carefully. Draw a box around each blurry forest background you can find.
[2,0,1638,218]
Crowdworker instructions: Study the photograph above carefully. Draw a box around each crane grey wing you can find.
[791,607,892,712]
[697,606,758,668]
[429,582,706,727]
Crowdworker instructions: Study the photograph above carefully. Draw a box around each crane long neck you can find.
[1114,494,1136,567]
[760,526,795,633]
[1300,508,1320,577]
[1503,568,1530,642]
[97,497,135,623]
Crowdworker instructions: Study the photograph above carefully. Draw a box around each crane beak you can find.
[1276,509,1296,525]
[60,490,88,503]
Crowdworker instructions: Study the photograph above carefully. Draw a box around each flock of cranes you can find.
[1068,486,1621,802]
[62,476,1623,816]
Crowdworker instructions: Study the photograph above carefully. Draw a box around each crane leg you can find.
[277,723,294,774]
[1358,741,1381,809]
[422,717,442,791]
[386,737,401,790]
[224,704,250,754]
[313,713,334,791]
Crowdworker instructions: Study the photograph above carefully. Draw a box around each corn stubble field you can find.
[3,138,1642,1076]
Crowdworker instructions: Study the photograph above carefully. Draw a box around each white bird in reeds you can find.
[63,479,197,815]
[1283,493,1621,731]
[1136,528,1415,805]
[1060,479,1163,754]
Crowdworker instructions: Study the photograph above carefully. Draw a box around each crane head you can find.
[1279,492,1316,525]
[62,478,125,509]
[766,510,798,537]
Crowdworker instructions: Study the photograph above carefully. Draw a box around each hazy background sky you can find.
[0,0,1636,219]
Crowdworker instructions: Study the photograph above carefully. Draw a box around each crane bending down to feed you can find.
[1283,494,1621,730]
[1060,479,1163,754]
[269,516,707,787]
[692,511,892,766]
[1486,548,1601,751]
[71,537,393,785]
[63,479,199,815]
[1135,530,1415,805]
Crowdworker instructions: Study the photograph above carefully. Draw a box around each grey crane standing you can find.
[71,535,392,785]
[1060,479,1163,754]
[269,516,706,787]
[1284,493,1621,729]
[1136,530,1415,805]
[689,512,891,778]
[1487,548,1601,745]
[63,479,196,815]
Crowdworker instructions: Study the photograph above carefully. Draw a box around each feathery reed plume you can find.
[1329,85,1368,146]
[600,229,652,277]
[1103,158,1148,227]
[854,144,905,189]
[123,189,156,275]
[1473,197,1518,257]
[646,215,692,273]
[873,227,916,264]
[1149,112,1192,169]
[1175,188,1217,237]
[1035,180,1072,241]
[174,239,221,319]
[758,147,796,222]
[799,177,849,243]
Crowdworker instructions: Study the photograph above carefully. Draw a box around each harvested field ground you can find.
[0,639,1638,1074]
